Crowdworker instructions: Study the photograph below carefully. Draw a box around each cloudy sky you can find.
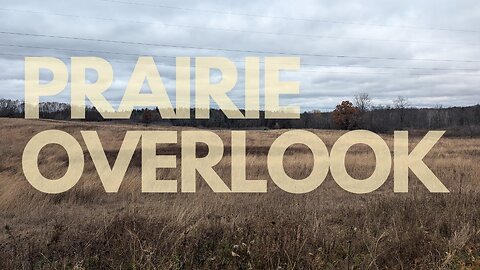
[0,0,479,111]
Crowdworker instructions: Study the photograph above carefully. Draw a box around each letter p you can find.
[25,57,68,119]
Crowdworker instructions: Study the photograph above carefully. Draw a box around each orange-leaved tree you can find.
[332,100,359,130]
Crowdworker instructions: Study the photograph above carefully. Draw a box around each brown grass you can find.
[1,118,480,269]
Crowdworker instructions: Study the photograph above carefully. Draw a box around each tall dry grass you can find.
[0,118,479,269]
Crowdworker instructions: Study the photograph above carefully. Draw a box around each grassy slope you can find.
[0,118,479,269]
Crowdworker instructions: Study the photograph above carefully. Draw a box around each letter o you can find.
[268,130,329,193]
[22,130,84,193]
[330,130,391,194]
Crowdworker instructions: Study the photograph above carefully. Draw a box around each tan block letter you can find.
[25,57,68,119]
[245,57,260,119]
[118,57,176,119]
[268,130,329,194]
[181,131,230,192]
[195,57,243,119]
[175,57,191,119]
[71,57,121,119]
[394,131,448,193]
[22,130,84,193]
[142,131,178,193]
[82,131,142,192]
[231,131,267,192]
[330,130,391,194]
[265,57,300,119]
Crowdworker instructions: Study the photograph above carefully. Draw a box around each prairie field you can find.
[1,118,480,269]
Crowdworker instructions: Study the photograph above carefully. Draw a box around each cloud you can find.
[0,0,478,111]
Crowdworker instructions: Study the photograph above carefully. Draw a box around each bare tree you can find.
[393,96,409,109]
[353,93,372,112]
[393,96,409,126]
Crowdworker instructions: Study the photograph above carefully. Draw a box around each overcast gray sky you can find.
[0,0,479,111]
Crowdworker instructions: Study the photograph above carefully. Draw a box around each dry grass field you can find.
[1,118,480,269]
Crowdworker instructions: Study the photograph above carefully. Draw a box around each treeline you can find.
[1,98,479,136]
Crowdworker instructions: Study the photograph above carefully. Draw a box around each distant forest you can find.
[1,97,479,137]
